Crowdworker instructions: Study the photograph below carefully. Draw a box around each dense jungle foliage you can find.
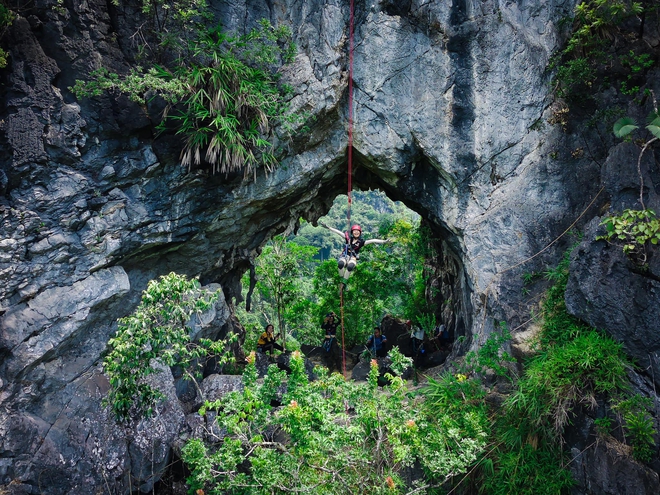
[104,244,656,493]
[236,190,424,350]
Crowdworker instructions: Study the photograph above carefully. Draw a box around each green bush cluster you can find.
[464,323,516,377]
[0,4,14,69]
[552,0,645,99]
[619,51,654,95]
[613,394,657,462]
[181,352,489,494]
[103,272,235,419]
[598,208,660,256]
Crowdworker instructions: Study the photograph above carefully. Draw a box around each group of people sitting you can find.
[257,312,450,362]
[256,313,390,358]
[322,312,389,357]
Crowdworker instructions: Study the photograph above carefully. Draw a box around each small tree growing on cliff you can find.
[103,272,236,420]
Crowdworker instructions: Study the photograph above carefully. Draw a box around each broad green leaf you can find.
[646,115,660,127]
[613,117,638,138]
[646,124,660,140]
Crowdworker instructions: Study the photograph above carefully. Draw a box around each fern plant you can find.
[613,394,657,462]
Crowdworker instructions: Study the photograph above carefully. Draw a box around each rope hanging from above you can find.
[340,0,355,379]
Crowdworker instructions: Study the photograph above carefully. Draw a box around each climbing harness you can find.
[339,0,355,378]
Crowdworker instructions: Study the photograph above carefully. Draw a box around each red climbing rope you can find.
[347,0,354,228]
[340,0,355,379]
[340,282,347,377]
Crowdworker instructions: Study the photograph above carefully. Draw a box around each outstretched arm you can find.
[319,221,345,238]
[363,238,391,246]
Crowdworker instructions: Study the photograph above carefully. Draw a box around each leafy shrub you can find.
[0,4,14,69]
[598,112,660,264]
[182,353,489,494]
[619,51,654,95]
[103,272,235,419]
[613,394,657,462]
[598,208,660,258]
[552,0,645,99]
[594,416,613,436]
[387,346,413,376]
[464,323,516,377]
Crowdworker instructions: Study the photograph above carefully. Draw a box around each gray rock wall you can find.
[0,0,658,493]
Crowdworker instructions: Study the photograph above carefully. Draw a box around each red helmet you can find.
[351,224,362,232]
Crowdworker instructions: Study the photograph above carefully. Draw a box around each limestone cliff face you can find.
[0,0,658,493]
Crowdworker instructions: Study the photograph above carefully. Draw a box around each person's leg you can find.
[338,256,347,277]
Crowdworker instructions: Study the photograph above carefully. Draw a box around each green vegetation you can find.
[619,51,654,95]
[181,352,489,494]
[598,111,660,264]
[101,242,657,492]
[103,272,235,419]
[254,235,318,347]
[72,0,297,177]
[472,248,655,494]
[551,0,646,100]
[598,208,660,261]
[613,394,657,462]
[237,191,427,349]
[464,324,516,377]
[0,4,14,69]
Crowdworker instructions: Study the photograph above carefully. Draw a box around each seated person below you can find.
[366,326,388,358]
[257,324,284,354]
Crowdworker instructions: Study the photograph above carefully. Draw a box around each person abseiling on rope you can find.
[366,326,388,357]
[320,222,390,280]
[321,311,338,352]
[257,324,284,355]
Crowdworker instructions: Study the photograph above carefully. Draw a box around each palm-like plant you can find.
[71,20,295,178]
[160,23,291,176]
